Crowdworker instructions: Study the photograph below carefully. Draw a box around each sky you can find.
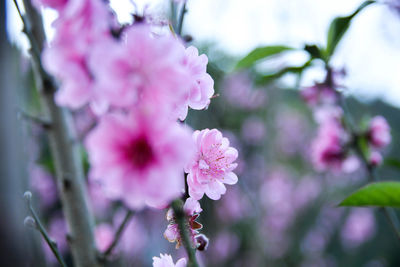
[7,0,400,107]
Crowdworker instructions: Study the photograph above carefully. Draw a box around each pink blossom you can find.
[341,209,376,248]
[164,197,203,248]
[368,116,391,149]
[186,129,238,200]
[311,117,349,172]
[176,46,214,120]
[89,24,191,113]
[301,84,337,106]
[94,223,114,252]
[32,0,68,10]
[42,0,115,109]
[222,72,267,110]
[152,254,187,267]
[369,151,383,167]
[85,108,195,209]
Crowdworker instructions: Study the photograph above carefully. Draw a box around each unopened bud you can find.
[23,191,32,202]
[195,234,209,251]
[24,216,37,229]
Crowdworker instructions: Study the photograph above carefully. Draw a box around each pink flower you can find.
[164,198,203,248]
[152,254,187,267]
[94,223,114,252]
[176,46,214,120]
[368,116,391,149]
[186,129,238,200]
[341,209,376,248]
[85,107,195,209]
[89,24,191,113]
[369,151,383,167]
[42,0,115,109]
[301,84,337,106]
[32,0,68,10]
[311,117,349,172]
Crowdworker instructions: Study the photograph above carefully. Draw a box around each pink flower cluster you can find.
[164,197,206,249]
[33,0,240,264]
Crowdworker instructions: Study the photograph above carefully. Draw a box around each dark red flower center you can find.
[127,136,154,169]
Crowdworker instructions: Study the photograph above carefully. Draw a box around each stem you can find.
[24,192,68,267]
[337,84,400,243]
[177,2,187,36]
[103,210,135,257]
[15,1,100,266]
[171,199,199,267]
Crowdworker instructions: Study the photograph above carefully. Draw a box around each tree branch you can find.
[24,192,68,267]
[171,199,199,267]
[15,1,100,266]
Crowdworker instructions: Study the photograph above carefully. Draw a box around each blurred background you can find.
[2,0,400,266]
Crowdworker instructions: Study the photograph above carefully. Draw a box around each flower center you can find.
[128,136,154,169]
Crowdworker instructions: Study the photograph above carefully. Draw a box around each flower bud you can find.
[24,216,37,229]
[195,234,209,251]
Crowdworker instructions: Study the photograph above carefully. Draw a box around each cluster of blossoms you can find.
[302,72,391,172]
[33,0,238,264]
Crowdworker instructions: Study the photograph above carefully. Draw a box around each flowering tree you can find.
[7,0,400,266]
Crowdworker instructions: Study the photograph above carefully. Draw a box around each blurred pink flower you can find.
[186,129,238,200]
[94,223,114,252]
[89,24,191,114]
[30,165,58,209]
[241,117,266,145]
[88,182,112,219]
[369,151,383,167]
[42,0,115,109]
[152,254,187,267]
[301,84,337,106]
[32,0,67,10]
[176,46,214,120]
[341,209,376,248]
[368,116,391,149]
[222,72,267,110]
[311,116,350,172]
[85,108,195,209]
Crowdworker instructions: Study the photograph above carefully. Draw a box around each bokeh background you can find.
[2,0,400,266]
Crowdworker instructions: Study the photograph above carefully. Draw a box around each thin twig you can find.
[103,210,135,257]
[338,82,400,243]
[171,199,199,267]
[17,109,51,129]
[177,2,187,36]
[24,192,68,267]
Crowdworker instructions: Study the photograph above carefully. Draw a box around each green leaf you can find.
[326,0,375,58]
[256,60,312,85]
[235,45,294,69]
[340,182,400,208]
[384,158,400,170]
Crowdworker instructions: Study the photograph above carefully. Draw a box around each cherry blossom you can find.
[85,107,195,209]
[152,254,187,267]
[368,116,391,149]
[186,129,238,200]
[176,46,214,120]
